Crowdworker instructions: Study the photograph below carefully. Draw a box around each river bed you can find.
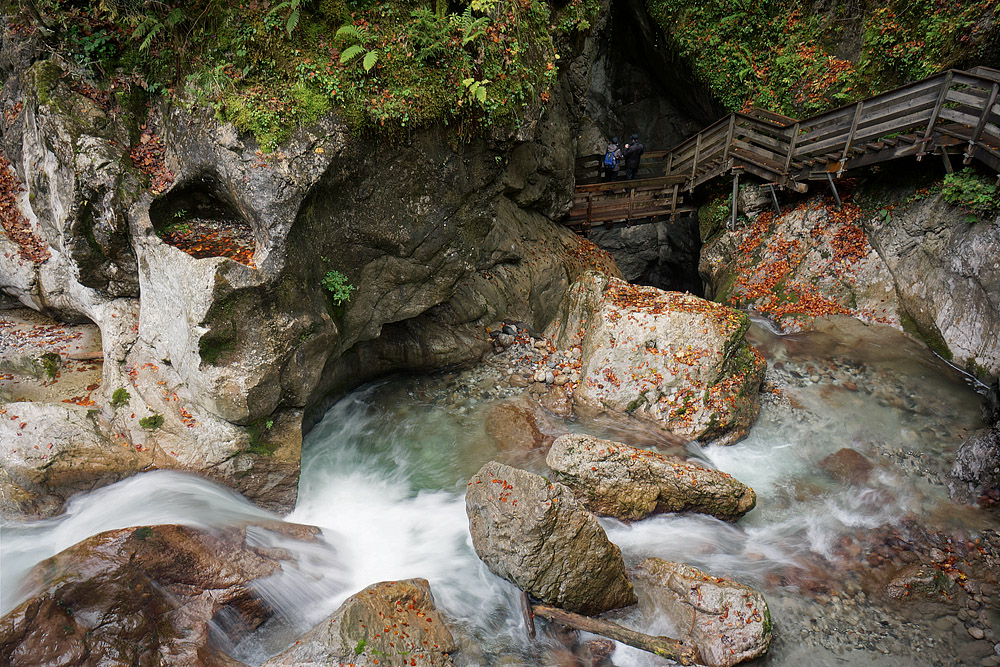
[2,317,996,666]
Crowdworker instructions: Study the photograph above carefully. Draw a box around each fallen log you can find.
[531,604,701,665]
[520,590,536,639]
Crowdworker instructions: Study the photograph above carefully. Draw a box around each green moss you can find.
[245,419,278,456]
[139,414,164,429]
[899,308,952,361]
[198,334,234,366]
[698,196,730,244]
[31,61,64,108]
[111,387,130,407]
[762,604,773,636]
[133,526,154,540]
[40,352,61,379]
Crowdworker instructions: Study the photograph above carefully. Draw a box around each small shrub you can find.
[322,270,355,306]
[941,168,1000,217]
[111,387,130,407]
[139,414,164,429]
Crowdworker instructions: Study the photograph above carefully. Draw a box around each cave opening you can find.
[581,0,727,296]
[149,173,257,267]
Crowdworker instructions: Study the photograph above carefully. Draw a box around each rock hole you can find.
[149,173,256,267]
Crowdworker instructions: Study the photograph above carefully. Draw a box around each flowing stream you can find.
[1,318,994,666]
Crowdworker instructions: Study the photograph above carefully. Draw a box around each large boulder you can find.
[547,272,766,445]
[632,558,772,667]
[0,523,317,666]
[546,433,756,521]
[465,461,636,615]
[263,579,456,667]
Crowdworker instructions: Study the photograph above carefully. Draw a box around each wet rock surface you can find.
[0,523,315,666]
[264,579,456,667]
[465,460,636,615]
[950,425,1000,510]
[546,433,756,521]
[633,558,772,667]
[547,272,766,445]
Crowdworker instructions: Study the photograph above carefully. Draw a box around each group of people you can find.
[601,133,644,181]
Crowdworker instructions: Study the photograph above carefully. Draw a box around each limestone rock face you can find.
[633,558,772,667]
[545,433,756,521]
[548,272,766,445]
[264,579,456,667]
[865,197,1000,382]
[465,461,636,615]
[0,402,154,517]
[0,523,314,666]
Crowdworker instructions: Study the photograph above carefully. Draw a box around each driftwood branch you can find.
[520,591,536,639]
[531,604,701,666]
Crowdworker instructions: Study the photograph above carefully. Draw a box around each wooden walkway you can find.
[567,65,1000,233]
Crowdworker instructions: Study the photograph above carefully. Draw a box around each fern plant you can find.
[336,24,380,72]
[268,0,302,39]
[132,8,184,52]
[462,77,489,104]
[450,6,490,46]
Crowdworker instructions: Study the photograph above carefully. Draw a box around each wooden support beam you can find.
[530,604,701,666]
[919,71,954,159]
[722,114,736,163]
[838,102,865,176]
[768,183,781,214]
[670,183,679,221]
[968,82,1000,157]
[783,122,800,175]
[941,147,954,174]
[730,171,740,230]
[691,133,703,182]
[520,591,536,639]
[826,172,842,209]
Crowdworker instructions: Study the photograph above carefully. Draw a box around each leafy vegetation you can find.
[647,0,999,116]
[322,269,355,305]
[16,0,596,149]
[940,168,1000,217]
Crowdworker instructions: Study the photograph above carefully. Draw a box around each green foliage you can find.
[40,352,61,379]
[646,0,998,115]
[24,0,564,146]
[139,414,164,429]
[321,270,355,305]
[111,387,131,407]
[941,168,1000,217]
[354,638,367,655]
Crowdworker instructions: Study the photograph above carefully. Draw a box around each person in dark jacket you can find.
[623,133,645,179]
[602,136,623,181]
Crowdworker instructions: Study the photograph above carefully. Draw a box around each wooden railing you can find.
[567,65,1000,234]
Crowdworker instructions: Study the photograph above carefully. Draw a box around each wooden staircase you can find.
[567,65,1000,234]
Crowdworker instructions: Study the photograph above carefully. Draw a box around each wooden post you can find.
[627,186,636,225]
[722,114,736,163]
[691,133,703,181]
[730,171,739,230]
[782,122,800,180]
[666,151,674,177]
[826,172,842,210]
[768,183,780,214]
[586,192,593,230]
[966,82,999,163]
[919,71,954,159]
[838,102,864,176]
[670,183,679,221]
[941,147,954,174]
[520,591,535,639]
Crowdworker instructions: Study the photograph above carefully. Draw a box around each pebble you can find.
[544,371,554,384]
[971,627,986,640]
[533,369,547,383]
[554,375,570,386]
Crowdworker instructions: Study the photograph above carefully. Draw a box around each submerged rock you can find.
[633,558,772,667]
[484,401,554,452]
[0,523,316,666]
[818,447,875,485]
[547,272,765,445]
[465,461,636,615]
[264,579,456,667]
[546,433,756,521]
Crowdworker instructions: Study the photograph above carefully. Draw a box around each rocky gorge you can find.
[2,0,1000,665]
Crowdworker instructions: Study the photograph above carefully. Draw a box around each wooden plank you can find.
[840,101,865,167]
[797,110,932,157]
[939,107,982,128]
[745,108,798,127]
[783,122,800,173]
[736,125,790,153]
[798,100,936,154]
[967,66,1000,83]
[722,114,736,163]
[691,133,702,180]
[730,146,785,172]
[732,138,790,166]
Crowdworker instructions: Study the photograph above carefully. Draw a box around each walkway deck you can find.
[568,65,1000,234]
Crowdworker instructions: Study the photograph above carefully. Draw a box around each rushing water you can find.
[1,318,993,665]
